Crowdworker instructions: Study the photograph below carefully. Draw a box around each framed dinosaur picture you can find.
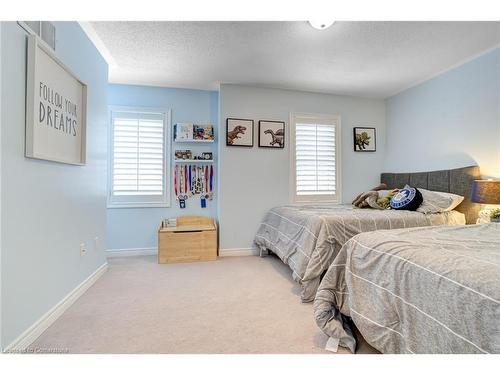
[258,120,285,149]
[226,118,254,147]
[353,127,376,152]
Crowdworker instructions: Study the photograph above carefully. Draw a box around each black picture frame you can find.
[258,120,285,149]
[353,127,376,152]
[226,118,254,147]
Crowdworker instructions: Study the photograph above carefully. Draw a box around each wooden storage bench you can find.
[158,216,217,264]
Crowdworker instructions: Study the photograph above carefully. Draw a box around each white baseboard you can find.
[219,248,258,257]
[3,262,108,353]
[106,247,157,258]
[107,247,257,258]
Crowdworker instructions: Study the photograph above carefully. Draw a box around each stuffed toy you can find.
[352,183,387,208]
[376,189,399,209]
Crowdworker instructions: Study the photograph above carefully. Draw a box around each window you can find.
[290,113,341,203]
[108,107,170,208]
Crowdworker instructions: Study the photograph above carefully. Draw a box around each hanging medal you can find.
[188,165,193,196]
[179,165,186,209]
[200,165,207,208]
[174,165,179,201]
[205,165,210,200]
[195,166,202,194]
[208,165,214,200]
[198,166,202,194]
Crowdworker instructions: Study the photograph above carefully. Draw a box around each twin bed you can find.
[254,204,464,302]
[254,166,500,353]
[314,223,500,354]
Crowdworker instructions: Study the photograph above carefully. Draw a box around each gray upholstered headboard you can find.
[380,165,481,224]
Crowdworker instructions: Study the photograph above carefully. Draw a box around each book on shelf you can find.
[174,123,214,141]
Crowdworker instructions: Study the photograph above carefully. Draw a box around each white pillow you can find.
[416,188,464,214]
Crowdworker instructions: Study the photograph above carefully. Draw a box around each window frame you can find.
[107,106,171,209]
[289,112,342,204]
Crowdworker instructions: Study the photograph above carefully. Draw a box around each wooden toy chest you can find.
[158,216,217,264]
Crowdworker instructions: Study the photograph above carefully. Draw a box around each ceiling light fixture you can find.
[308,20,335,30]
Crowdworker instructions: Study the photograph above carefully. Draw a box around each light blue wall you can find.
[386,48,500,178]
[107,84,218,251]
[218,84,386,250]
[0,21,108,348]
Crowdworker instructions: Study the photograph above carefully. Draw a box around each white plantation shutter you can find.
[108,108,170,208]
[291,114,341,202]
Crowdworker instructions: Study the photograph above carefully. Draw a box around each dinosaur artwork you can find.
[226,125,246,145]
[353,127,376,151]
[259,121,285,148]
[355,132,371,150]
[264,129,284,147]
[226,118,254,147]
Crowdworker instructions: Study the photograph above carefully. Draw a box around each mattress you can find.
[314,223,500,354]
[254,204,465,302]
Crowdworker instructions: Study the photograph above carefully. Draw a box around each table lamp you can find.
[471,180,500,223]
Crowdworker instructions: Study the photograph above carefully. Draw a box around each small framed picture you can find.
[201,152,213,160]
[258,120,285,149]
[226,118,254,147]
[353,127,376,152]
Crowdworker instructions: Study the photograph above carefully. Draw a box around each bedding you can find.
[254,204,465,302]
[314,223,500,354]
[417,188,464,214]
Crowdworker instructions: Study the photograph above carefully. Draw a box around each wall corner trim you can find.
[219,248,258,257]
[2,262,108,353]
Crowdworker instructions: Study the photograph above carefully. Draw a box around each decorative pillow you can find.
[416,188,464,214]
[389,186,423,211]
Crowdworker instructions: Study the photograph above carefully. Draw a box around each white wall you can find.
[218,84,386,251]
[0,22,108,348]
[107,84,218,252]
[385,48,500,178]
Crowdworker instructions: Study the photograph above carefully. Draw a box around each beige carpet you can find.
[31,255,378,354]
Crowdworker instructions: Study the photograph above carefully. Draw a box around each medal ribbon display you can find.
[174,163,215,208]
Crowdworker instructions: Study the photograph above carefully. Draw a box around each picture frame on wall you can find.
[258,120,285,149]
[25,34,87,165]
[353,127,376,152]
[226,118,254,147]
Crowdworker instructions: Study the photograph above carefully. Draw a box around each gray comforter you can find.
[314,223,500,354]
[254,204,465,302]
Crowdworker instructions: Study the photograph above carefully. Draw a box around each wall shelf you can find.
[174,139,215,143]
[174,159,214,164]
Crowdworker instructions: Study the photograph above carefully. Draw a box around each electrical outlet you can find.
[80,243,87,257]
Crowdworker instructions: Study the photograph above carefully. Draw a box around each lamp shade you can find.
[471,180,500,204]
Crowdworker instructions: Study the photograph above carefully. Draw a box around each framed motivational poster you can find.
[25,34,87,165]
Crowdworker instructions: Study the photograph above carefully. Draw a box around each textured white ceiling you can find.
[86,21,500,98]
